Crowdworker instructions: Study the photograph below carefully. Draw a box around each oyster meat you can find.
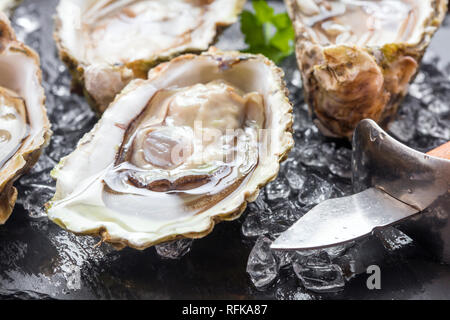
[285,0,447,138]
[55,0,246,113]
[0,13,51,224]
[47,48,294,250]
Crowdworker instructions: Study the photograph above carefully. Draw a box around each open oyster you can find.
[285,0,447,138]
[55,0,246,113]
[47,48,294,250]
[0,0,21,16]
[0,13,51,224]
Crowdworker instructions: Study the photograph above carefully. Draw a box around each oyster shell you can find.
[0,13,51,224]
[47,48,294,250]
[285,0,447,138]
[54,0,246,113]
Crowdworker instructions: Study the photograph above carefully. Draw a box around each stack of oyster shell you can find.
[0,0,447,253]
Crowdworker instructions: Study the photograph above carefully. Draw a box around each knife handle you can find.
[427,141,450,160]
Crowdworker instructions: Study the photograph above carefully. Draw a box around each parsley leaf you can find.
[253,0,274,23]
[240,0,295,64]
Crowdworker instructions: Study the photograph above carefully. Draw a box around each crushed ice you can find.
[245,21,450,295]
[0,0,449,299]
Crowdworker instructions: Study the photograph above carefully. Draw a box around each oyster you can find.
[285,0,447,138]
[54,0,246,113]
[0,13,51,224]
[47,48,294,250]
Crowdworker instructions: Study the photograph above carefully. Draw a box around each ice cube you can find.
[297,143,334,168]
[374,227,414,252]
[265,178,291,201]
[155,239,193,259]
[246,236,280,289]
[285,167,307,190]
[242,200,298,238]
[275,285,315,300]
[20,187,55,219]
[297,174,340,207]
[417,108,450,140]
[241,195,272,238]
[293,262,345,293]
[428,99,450,114]
[273,250,296,269]
[389,117,416,143]
[328,147,352,179]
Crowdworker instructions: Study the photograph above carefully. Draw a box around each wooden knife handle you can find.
[427,141,450,160]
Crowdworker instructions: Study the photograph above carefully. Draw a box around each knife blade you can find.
[271,140,450,252]
[270,188,418,251]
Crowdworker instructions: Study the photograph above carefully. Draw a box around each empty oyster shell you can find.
[54,0,246,113]
[285,0,447,138]
[47,48,294,250]
[0,13,51,224]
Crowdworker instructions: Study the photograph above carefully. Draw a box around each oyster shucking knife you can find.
[271,119,450,263]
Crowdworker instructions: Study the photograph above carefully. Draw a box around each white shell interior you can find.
[57,0,243,66]
[0,88,28,168]
[0,32,48,179]
[294,0,435,47]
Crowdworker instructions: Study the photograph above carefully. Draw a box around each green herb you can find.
[240,0,295,64]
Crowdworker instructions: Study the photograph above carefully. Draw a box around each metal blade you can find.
[271,188,419,251]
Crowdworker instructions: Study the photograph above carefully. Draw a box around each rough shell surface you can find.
[285,0,448,138]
